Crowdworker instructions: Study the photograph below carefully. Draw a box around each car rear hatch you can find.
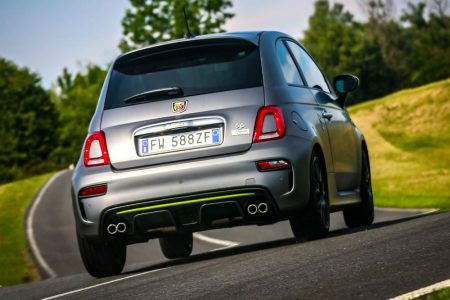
[101,37,264,170]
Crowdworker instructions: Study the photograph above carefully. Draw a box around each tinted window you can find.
[105,41,263,109]
[286,41,330,93]
[276,41,303,86]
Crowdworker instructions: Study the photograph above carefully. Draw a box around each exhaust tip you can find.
[107,224,117,235]
[117,222,127,233]
[258,202,269,214]
[247,204,258,215]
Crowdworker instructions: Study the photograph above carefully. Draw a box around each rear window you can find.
[105,40,263,109]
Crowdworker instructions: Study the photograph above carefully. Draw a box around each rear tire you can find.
[159,232,193,259]
[343,149,374,228]
[77,233,126,278]
[290,150,330,241]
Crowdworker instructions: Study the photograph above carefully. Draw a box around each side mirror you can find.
[333,74,359,107]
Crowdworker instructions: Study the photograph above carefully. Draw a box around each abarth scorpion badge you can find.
[172,100,188,113]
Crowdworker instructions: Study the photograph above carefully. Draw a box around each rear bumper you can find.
[72,136,312,239]
[99,187,281,243]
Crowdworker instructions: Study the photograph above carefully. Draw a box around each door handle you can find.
[322,111,333,120]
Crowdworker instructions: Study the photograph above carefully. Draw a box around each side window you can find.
[286,41,330,93]
[276,41,304,86]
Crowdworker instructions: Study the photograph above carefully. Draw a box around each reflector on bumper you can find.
[256,160,290,171]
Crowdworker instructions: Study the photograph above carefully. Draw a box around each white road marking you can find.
[194,232,239,249]
[193,232,239,248]
[375,207,439,214]
[41,268,168,300]
[26,169,69,278]
[389,279,450,300]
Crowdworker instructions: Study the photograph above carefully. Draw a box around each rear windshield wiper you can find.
[124,87,183,104]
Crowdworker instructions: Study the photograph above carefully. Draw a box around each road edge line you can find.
[41,267,168,300]
[25,169,68,279]
[374,207,439,214]
[389,279,450,300]
[193,232,239,248]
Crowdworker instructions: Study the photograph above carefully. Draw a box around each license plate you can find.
[138,128,223,156]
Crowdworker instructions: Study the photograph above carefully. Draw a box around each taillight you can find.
[79,184,107,198]
[253,105,286,143]
[83,131,110,167]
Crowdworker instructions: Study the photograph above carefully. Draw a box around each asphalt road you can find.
[1,169,448,299]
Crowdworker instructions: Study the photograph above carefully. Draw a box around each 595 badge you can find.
[231,122,250,136]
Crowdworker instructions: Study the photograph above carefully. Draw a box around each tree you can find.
[119,0,234,52]
[0,57,59,183]
[361,0,395,21]
[360,0,411,90]
[360,0,450,88]
[302,0,355,79]
[400,1,450,85]
[51,65,107,166]
[302,0,395,103]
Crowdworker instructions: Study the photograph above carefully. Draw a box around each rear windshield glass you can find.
[105,40,263,109]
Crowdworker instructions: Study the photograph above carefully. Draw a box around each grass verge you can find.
[0,173,53,287]
[417,287,450,300]
[349,78,450,209]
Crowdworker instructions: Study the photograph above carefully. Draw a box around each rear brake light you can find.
[253,105,285,143]
[79,184,107,198]
[83,131,110,167]
[257,160,290,171]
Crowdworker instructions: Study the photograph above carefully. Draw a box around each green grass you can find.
[0,173,53,287]
[417,287,450,300]
[349,78,450,209]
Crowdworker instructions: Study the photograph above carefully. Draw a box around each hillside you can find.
[348,78,450,209]
[0,173,52,286]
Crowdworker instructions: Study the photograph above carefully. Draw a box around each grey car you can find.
[72,31,374,277]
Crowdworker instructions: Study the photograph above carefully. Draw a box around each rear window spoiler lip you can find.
[115,36,260,67]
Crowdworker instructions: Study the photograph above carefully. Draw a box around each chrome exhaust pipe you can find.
[116,222,127,233]
[107,224,117,235]
[258,202,269,214]
[247,204,258,215]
